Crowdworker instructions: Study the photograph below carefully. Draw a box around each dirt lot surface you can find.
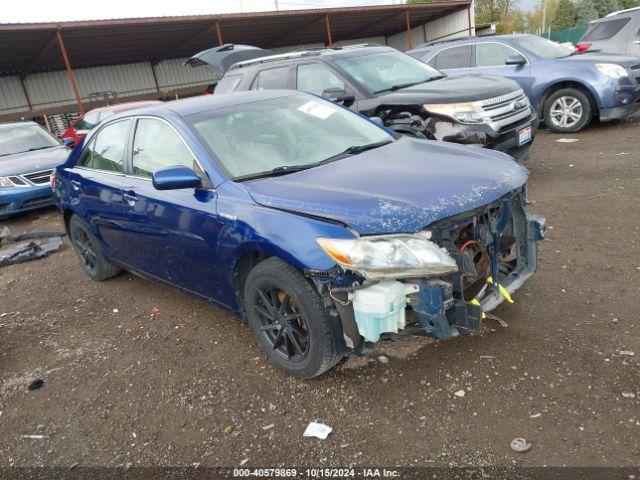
[1,120,639,470]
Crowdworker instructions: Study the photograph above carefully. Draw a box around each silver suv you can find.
[578,7,640,56]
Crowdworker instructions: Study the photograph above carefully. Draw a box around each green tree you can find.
[575,0,600,24]
[593,0,620,16]
[553,0,578,28]
[619,0,640,9]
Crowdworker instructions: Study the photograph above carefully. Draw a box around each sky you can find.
[1,0,539,24]
[1,0,405,23]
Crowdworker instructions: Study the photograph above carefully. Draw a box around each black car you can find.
[188,44,539,161]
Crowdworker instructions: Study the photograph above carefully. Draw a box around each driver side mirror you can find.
[505,54,527,66]
[321,88,355,105]
[152,165,202,191]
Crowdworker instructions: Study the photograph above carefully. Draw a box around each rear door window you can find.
[216,74,243,94]
[251,66,290,90]
[296,63,346,96]
[582,18,631,41]
[432,45,472,69]
[475,43,522,67]
[78,120,130,173]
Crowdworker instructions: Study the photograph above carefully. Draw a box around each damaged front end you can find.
[309,188,545,354]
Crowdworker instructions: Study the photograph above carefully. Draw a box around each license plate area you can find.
[518,126,532,146]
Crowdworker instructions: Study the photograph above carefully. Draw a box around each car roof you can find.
[229,44,394,71]
[107,90,304,119]
[0,120,39,129]
[89,100,164,115]
[411,34,531,51]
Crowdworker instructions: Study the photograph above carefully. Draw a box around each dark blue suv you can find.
[408,34,640,133]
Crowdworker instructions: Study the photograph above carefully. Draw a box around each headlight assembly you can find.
[317,233,458,280]
[595,63,628,80]
[423,102,484,124]
[0,177,15,188]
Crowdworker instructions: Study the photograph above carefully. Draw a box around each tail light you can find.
[575,43,591,54]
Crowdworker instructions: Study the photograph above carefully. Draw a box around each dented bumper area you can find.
[314,189,545,354]
[425,112,539,163]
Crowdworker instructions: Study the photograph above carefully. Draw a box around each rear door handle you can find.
[123,190,138,206]
[70,180,81,190]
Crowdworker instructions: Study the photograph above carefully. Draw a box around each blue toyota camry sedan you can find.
[54,91,545,378]
[1,121,70,218]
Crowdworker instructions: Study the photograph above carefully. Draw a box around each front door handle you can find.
[123,190,138,206]
[70,179,81,191]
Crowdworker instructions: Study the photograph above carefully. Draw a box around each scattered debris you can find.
[27,379,44,391]
[22,434,48,439]
[479,355,495,360]
[223,426,234,435]
[0,228,65,268]
[112,309,119,314]
[615,152,629,156]
[240,458,249,466]
[454,389,466,398]
[262,424,274,431]
[619,351,635,356]
[622,392,636,399]
[486,313,509,328]
[377,355,389,364]
[510,438,532,453]
[556,138,579,143]
[529,413,542,419]
[303,422,332,440]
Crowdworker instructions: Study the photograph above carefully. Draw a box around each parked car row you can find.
[3,31,638,378]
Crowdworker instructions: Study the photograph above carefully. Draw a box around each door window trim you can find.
[126,115,213,189]
[250,65,294,90]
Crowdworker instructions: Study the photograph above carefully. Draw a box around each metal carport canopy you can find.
[0,1,472,77]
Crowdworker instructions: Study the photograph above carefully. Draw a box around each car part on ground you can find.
[54,91,544,378]
[0,227,65,268]
[188,44,538,161]
[407,34,640,133]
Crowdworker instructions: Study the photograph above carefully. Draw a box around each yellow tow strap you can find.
[486,276,514,304]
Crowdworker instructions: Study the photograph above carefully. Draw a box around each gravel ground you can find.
[0,120,639,469]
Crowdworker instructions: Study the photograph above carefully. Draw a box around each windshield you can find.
[512,36,572,59]
[335,51,444,94]
[0,124,61,157]
[188,95,392,180]
[75,110,102,131]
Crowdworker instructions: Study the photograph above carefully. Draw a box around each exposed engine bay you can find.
[310,189,545,355]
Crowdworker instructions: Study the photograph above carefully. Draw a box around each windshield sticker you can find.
[297,101,336,120]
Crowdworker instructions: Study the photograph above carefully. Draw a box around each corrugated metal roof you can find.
[0,1,471,77]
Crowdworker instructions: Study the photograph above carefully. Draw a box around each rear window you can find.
[215,74,242,94]
[251,67,289,90]
[582,18,631,41]
[432,45,472,69]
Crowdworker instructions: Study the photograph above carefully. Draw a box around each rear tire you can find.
[544,88,592,133]
[68,214,121,281]
[244,257,340,379]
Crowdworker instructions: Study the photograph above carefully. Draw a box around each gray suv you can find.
[578,7,640,56]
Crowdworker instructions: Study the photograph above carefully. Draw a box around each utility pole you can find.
[274,0,279,11]
[541,0,547,35]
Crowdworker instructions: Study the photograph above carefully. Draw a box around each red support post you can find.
[405,10,413,50]
[56,30,84,116]
[325,14,333,47]
[215,20,224,46]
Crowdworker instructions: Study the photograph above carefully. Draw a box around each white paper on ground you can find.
[303,421,332,439]
[556,138,579,143]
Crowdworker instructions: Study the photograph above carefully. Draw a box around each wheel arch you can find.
[538,81,599,121]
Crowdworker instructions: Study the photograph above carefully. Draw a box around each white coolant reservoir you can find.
[349,281,419,343]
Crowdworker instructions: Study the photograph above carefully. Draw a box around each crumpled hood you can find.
[245,138,529,235]
[0,147,69,176]
[377,75,521,104]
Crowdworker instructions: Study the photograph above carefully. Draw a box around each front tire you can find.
[244,257,341,379]
[544,88,592,133]
[68,214,121,281]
